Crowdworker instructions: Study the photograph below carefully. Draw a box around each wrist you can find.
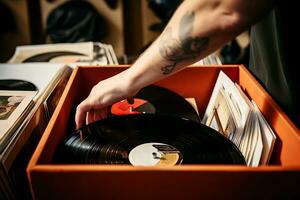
[121,67,141,98]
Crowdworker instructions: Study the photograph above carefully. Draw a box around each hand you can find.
[75,70,137,129]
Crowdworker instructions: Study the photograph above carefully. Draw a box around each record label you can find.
[109,85,200,122]
[111,98,156,115]
[128,143,183,166]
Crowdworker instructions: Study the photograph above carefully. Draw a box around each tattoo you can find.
[159,11,209,75]
[161,62,177,75]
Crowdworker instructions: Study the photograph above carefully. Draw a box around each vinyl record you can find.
[110,85,200,122]
[56,114,246,165]
[0,79,37,91]
[23,51,87,62]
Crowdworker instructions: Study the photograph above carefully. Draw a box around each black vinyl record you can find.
[56,114,245,165]
[23,51,86,62]
[0,79,37,91]
[110,85,200,122]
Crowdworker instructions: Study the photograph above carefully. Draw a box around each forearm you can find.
[75,0,273,128]
[125,0,273,94]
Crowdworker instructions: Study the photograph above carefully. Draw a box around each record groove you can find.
[56,114,245,165]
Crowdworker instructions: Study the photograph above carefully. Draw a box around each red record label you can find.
[111,98,148,115]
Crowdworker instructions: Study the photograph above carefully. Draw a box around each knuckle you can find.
[76,104,83,110]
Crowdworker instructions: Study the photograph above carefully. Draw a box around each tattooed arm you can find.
[75,0,273,128]
[126,0,273,82]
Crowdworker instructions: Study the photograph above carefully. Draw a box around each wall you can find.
[0,0,31,62]
[141,0,160,47]
[0,0,177,61]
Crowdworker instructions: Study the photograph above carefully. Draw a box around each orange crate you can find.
[27,65,300,199]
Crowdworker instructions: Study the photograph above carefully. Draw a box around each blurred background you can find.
[0,0,249,65]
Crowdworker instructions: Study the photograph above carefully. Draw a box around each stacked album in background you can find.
[0,63,70,199]
[1,41,118,199]
[0,41,118,199]
[0,64,68,152]
[8,42,118,66]
[202,71,276,166]
[0,90,36,152]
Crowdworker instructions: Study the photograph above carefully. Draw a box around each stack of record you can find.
[56,85,245,166]
[8,42,118,65]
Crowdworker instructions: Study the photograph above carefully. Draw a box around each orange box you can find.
[27,65,300,199]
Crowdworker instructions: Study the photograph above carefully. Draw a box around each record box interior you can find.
[27,65,300,199]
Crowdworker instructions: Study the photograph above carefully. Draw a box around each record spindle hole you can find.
[152,152,162,160]
[126,97,134,113]
[126,97,134,105]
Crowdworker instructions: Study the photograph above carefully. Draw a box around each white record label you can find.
[128,143,183,166]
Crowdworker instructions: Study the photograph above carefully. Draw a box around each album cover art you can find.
[0,96,24,120]
[0,90,36,145]
[206,88,236,138]
[203,71,276,166]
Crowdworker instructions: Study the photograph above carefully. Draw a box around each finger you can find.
[93,109,102,122]
[75,99,93,129]
[94,107,109,121]
[86,109,94,125]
